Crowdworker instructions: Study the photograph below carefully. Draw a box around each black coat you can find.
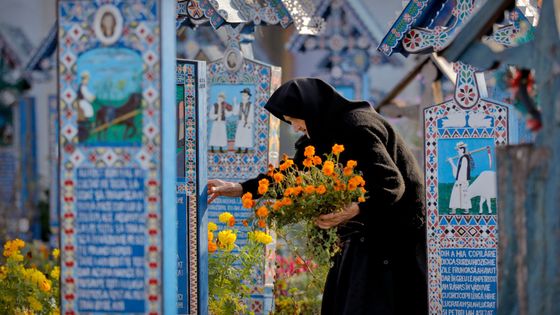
[242,78,427,315]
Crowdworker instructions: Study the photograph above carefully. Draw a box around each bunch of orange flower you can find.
[242,144,367,264]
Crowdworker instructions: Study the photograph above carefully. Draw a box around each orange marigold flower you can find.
[228,216,235,227]
[256,206,269,218]
[313,156,322,165]
[267,164,274,176]
[304,185,316,194]
[258,219,267,228]
[332,144,345,155]
[258,178,269,195]
[316,185,327,194]
[343,167,353,176]
[242,198,255,209]
[346,160,357,168]
[272,201,283,211]
[304,145,315,158]
[348,181,358,191]
[292,186,303,196]
[242,192,253,201]
[303,158,313,168]
[281,197,293,206]
[351,175,366,186]
[279,159,294,171]
[360,187,367,194]
[358,196,366,203]
[273,172,284,183]
[284,187,294,196]
[322,161,335,176]
[295,176,303,185]
[242,219,249,227]
[208,241,217,253]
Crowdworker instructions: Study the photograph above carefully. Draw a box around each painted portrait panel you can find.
[208,84,256,154]
[437,138,497,215]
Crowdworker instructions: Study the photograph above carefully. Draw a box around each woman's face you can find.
[284,115,308,137]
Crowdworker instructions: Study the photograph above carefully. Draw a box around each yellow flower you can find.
[217,230,237,251]
[0,266,6,280]
[256,206,269,218]
[218,212,234,224]
[3,239,25,258]
[304,186,316,194]
[303,158,313,168]
[27,296,43,311]
[346,160,357,168]
[208,241,217,253]
[253,231,273,245]
[52,248,60,260]
[322,161,335,176]
[50,266,60,280]
[208,231,214,242]
[313,156,322,165]
[258,178,269,195]
[332,144,345,155]
[316,185,326,194]
[40,279,51,292]
[304,145,315,158]
[208,221,218,232]
[273,172,284,183]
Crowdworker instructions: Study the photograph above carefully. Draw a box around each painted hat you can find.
[218,92,226,98]
[455,141,467,150]
[240,88,252,96]
[80,71,90,79]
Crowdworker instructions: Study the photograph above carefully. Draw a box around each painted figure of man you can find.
[77,71,95,121]
[209,92,233,152]
[234,88,253,153]
[100,12,116,37]
[447,141,474,214]
[77,71,96,141]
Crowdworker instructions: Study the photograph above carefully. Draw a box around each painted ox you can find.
[467,170,497,214]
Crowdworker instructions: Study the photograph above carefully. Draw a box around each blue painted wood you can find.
[162,0,178,314]
[438,1,560,314]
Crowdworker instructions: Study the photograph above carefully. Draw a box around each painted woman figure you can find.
[208,78,427,315]
[234,88,253,152]
[209,92,233,152]
[447,141,474,214]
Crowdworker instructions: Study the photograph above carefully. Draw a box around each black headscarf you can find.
[264,78,369,145]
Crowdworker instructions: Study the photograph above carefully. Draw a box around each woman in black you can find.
[208,78,427,315]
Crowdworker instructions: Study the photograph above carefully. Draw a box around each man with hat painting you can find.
[447,141,474,214]
[209,91,233,152]
[77,71,96,141]
[234,88,253,153]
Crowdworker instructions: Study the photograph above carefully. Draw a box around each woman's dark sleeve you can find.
[348,126,405,213]
[241,135,310,197]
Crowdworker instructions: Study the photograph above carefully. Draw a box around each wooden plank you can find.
[440,0,515,62]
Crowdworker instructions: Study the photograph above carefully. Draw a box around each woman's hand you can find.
[315,202,360,229]
[207,179,243,204]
